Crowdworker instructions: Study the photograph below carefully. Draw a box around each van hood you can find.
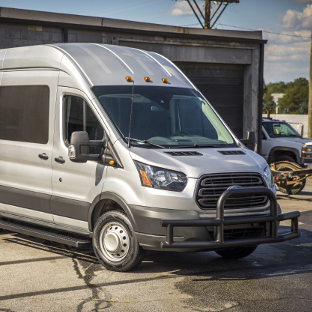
[129,147,267,179]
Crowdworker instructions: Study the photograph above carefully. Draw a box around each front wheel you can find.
[215,246,257,259]
[93,211,145,272]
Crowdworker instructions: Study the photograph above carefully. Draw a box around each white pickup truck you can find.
[261,119,312,194]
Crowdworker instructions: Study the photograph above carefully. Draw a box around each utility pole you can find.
[204,0,211,29]
[186,0,239,30]
[308,25,312,138]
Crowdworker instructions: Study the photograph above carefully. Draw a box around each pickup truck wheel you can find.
[275,161,306,195]
[215,246,257,259]
[93,211,145,272]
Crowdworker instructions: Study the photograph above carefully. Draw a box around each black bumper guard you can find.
[161,187,300,249]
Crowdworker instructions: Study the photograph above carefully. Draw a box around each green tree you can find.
[278,78,309,114]
[262,83,275,114]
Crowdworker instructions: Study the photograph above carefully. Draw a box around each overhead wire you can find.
[216,23,311,39]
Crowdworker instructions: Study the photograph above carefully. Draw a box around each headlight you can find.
[302,145,312,158]
[134,161,187,192]
[262,165,273,188]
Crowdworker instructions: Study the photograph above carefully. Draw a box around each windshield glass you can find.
[263,121,302,138]
[92,86,236,148]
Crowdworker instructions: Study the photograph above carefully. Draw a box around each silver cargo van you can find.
[0,43,300,271]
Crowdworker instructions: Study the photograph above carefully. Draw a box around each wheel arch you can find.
[268,146,300,164]
[88,192,136,232]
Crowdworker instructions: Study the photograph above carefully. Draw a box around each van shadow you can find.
[1,210,312,281]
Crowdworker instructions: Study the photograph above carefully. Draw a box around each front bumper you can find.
[161,187,300,250]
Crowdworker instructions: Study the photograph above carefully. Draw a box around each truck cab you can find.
[262,119,312,168]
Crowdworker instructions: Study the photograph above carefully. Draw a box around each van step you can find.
[0,219,91,248]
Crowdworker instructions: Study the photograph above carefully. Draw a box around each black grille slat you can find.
[165,151,203,156]
[218,150,246,155]
[197,173,268,210]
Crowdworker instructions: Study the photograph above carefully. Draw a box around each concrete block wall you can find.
[0,23,64,48]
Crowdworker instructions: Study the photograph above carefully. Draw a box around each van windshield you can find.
[92,86,236,148]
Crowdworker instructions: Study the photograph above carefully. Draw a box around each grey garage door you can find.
[175,62,244,139]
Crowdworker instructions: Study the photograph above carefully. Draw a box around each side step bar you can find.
[0,219,91,248]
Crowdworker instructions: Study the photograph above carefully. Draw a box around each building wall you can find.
[0,7,265,145]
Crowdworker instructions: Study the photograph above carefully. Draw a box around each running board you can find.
[0,219,91,248]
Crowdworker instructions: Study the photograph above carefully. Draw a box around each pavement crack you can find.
[72,258,112,312]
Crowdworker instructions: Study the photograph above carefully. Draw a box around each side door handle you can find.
[38,153,49,160]
[54,156,65,164]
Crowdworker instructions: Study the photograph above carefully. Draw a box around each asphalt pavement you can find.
[0,180,311,312]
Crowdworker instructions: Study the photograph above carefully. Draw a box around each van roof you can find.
[1,43,194,88]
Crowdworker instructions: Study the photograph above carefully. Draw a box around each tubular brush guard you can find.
[161,187,300,249]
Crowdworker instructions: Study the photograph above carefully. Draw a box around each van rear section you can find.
[0,43,300,272]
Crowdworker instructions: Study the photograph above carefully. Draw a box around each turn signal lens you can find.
[109,160,115,166]
[68,145,76,159]
[125,76,133,82]
[302,146,306,157]
[139,170,152,187]
[144,76,151,82]
[162,78,168,83]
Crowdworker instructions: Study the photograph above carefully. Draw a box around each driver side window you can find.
[63,95,104,145]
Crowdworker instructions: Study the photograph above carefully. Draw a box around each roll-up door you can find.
[175,63,244,139]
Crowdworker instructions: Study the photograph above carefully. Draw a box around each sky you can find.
[0,0,311,83]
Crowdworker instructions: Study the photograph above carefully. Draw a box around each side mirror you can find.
[241,130,256,151]
[68,131,105,163]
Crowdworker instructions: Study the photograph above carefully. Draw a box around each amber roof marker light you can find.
[162,78,168,83]
[125,76,133,82]
[144,76,151,82]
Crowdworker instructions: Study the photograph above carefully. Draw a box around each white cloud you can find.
[281,4,312,29]
[264,60,308,82]
[264,31,309,82]
[264,29,310,44]
[265,41,309,61]
[170,2,193,16]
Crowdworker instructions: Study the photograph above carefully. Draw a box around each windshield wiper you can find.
[124,137,166,149]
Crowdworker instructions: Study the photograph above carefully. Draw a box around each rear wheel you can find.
[93,211,145,272]
[215,246,257,259]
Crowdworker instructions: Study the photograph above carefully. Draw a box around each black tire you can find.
[215,246,257,259]
[275,160,306,195]
[93,211,145,272]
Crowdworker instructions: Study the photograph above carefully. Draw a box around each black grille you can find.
[196,173,268,210]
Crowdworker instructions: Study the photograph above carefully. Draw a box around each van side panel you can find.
[0,70,58,222]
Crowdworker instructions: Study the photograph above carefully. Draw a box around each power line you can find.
[179,21,310,40]
[217,23,311,39]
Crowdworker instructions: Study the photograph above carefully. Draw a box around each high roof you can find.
[0,43,194,88]
[52,43,193,88]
